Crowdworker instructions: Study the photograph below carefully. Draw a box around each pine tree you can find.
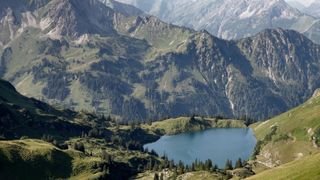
[169,160,174,170]
[177,160,185,175]
[106,115,112,122]
[224,159,233,171]
[147,158,153,171]
[160,173,164,180]
[205,159,213,171]
[185,165,189,172]
[194,159,199,170]
[191,162,195,171]
[153,162,159,171]
[235,158,243,169]
[213,164,218,172]
[153,173,159,180]
[190,114,196,123]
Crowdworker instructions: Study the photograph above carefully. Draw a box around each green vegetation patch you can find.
[247,153,320,180]
[0,139,104,180]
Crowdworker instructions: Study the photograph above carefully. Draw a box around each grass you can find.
[253,95,320,141]
[250,94,320,172]
[0,139,105,180]
[118,16,193,59]
[247,152,320,180]
[177,171,224,180]
[0,79,41,113]
[139,117,246,135]
[131,170,224,180]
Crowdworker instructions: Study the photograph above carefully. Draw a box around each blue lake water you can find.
[144,128,256,168]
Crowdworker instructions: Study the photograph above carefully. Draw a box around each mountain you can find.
[99,0,145,16]
[1,77,320,179]
[0,78,160,179]
[117,0,320,43]
[0,139,106,179]
[0,78,246,180]
[304,19,320,45]
[0,78,93,139]
[303,1,320,18]
[1,0,320,122]
[286,0,306,10]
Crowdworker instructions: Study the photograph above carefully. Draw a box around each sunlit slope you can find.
[252,90,320,167]
[0,139,104,180]
[247,152,320,180]
[118,116,246,135]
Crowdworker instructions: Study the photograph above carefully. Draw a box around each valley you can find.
[1,0,320,179]
[1,76,320,179]
[0,78,251,179]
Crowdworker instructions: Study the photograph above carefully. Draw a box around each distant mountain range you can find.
[286,0,306,10]
[117,0,320,44]
[287,0,320,18]
[1,0,320,122]
[303,1,320,18]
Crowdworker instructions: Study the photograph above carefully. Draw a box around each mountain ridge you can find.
[118,0,320,44]
[1,0,320,121]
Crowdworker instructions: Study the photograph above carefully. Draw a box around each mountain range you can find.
[1,0,320,179]
[1,76,320,179]
[304,1,320,18]
[117,0,320,44]
[1,0,320,122]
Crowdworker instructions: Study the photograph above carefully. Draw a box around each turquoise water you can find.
[144,128,256,168]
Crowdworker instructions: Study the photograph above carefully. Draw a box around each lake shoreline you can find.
[144,128,257,168]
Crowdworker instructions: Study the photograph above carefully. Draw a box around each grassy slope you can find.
[0,77,156,179]
[251,93,320,167]
[0,139,104,180]
[125,117,246,135]
[0,79,41,113]
[247,152,320,180]
[132,171,223,180]
[0,78,72,119]
[253,93,320,140]
[0,79,95,139]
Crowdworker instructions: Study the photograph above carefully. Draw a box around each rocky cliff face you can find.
[1,0,320,122]
[99,0,145,17]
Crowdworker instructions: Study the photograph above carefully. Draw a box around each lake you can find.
[144,128,256,168]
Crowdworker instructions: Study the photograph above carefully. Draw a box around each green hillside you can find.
[251,90,320,169]
[0,79,93,139]
[0,139,105,180]
[247,152,320,180]
[0,78,159,179]
[140,117,245,135]
[1,78,250,180]
[2,78,320,179]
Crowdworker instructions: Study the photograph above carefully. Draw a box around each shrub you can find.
[74,142,85,153]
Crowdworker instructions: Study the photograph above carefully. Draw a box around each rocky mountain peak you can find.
[39,0,117,39]
[99,0,145,17]
[1,0,320,122]
[117,0,317,41]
